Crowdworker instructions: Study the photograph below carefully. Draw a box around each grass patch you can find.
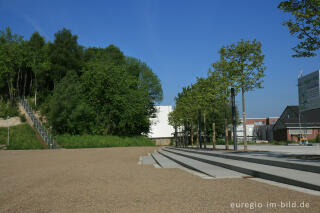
[0,124,43,149]
[56,134,155,149]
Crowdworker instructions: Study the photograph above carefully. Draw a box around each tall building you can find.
[298,70,320,111]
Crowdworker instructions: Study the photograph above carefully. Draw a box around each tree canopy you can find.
[0,27,163,136]
[278,0,320,57]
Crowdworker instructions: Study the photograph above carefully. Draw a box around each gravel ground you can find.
[0,147,319,213]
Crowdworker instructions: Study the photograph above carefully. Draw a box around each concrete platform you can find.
[215,144,320,155]
[158,149,245,178]
[151,152,182,168]
[168,147,320,173]
[140,155,155,165]
[163,148,320,191]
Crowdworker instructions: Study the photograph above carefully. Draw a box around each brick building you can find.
[235,117,279,141]
[273,106,320,142]
[245,117,278,125]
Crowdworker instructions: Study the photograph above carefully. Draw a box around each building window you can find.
[254,121,265,125]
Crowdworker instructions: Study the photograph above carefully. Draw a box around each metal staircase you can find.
[19,98,56,149]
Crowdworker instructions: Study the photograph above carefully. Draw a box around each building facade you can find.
[148,106,174,145]
[298,70,320,111]
[235,117,279,141]
[273,106,320,142]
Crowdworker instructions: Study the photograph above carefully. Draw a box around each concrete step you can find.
[158,149,245,178]
[151,152,182,168]
[167,147,320,174]
[163,148,320,191]
[140,154,156,165]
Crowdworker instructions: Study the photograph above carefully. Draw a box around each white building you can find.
[148,106,175,145]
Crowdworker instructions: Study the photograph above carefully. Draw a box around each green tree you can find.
[27,32,49,106]
[48,71,95,134]
[49,28,83,88]
[126,57,163,104]
[219,39,265,151]
[0,27,24,105]
[278,0,320,57]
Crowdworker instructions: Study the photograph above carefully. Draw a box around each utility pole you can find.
[231,88,238,150]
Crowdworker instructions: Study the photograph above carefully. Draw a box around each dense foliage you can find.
[0,27,162,136]
[56,134,155,149]
[278,0,320,57]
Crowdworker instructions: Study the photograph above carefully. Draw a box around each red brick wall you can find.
[287,128,320,142]
[246,118,267,125]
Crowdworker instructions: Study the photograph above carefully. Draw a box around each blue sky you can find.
[1,0,319,117]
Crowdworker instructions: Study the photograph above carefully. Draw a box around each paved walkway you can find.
[164,147,320,191]
[213,144,320,155]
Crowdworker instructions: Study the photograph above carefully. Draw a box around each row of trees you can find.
[0,27,163,136]
[169,0,319,150]
[169,40,266,151]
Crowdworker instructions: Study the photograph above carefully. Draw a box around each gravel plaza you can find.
[1,146,320,213]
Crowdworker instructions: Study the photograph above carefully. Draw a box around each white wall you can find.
[148,106,174,138]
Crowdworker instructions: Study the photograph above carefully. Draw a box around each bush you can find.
[56,134,156,149]
[0,101,18,118]
[309,136,320,143]
[169,138,174,146]
[0,124,43,149]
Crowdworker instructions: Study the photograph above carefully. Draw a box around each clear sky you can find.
[1,0,319,118]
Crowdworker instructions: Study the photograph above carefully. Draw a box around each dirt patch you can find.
[0,147,319,213]
[0,117,21,127]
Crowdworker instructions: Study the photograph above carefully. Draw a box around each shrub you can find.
[0,101,18,118]
[56,134,155,149]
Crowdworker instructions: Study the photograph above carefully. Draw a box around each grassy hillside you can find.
[0,124,43,150]
[56,134,155,149]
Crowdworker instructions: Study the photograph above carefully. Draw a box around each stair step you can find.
[163,148,320,191]
[167,147,320,174]
[158,149,245,178]
[151,152,182,168]
[140,155,156,165]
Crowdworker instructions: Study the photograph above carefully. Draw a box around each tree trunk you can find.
[23,71,27,97]
[242,87,247,151]
[224,97,229,150]
[34,73,37,107]
[191,124,194,147]
[7,80,14,107]
[16,68,20,98]
[225,118,229,150]
[212,122,216,150]
[204,113,207,149]
[197,131,200,148]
